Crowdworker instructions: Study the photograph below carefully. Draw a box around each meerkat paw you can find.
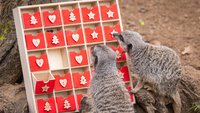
[172,91,182,113]
[144,85,153,91]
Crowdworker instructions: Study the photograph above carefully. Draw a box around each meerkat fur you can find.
[89,45,135,113]
[113,30,182,113]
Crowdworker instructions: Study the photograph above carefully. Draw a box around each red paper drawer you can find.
[85,26,103,43]
[76,94,83,110]
[65,28,84,45]
[25,33,45,50]
[72,71,90,88]
[126,86,134,102]
[33,73,55,94]
[100,4,119,20]
[69,50,88,67]
[45,30,65,48]
[37,97,57,113]
[104,24,121,41]
[119,66,130,82]
[54,74,73,91]
[110,46,126,61]
[22,12,42,29]
[62,8,81,24]
[81,6,100,22]
[56,95,76,112]
[43,10,62,26]
[29,54,49,72]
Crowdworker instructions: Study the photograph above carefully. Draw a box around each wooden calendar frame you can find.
[13,0,135,113]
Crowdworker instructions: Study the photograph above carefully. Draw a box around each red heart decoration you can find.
[119,66,130,82]
[56,95,76,112]
[81,6,100,22]
[37,97,57,113]
[110,45,126,61]
[54,74,73,91]
[76,94,83,110]
[85,26,103,43]
[65,28,84,45]
[69,50,88,67]
[62,8,81,24]
[72,71,91,88]
[43,10,62,27]
[25,32,45,50]
[45,30,65,48]
[100,4,119,20]
[104,24,121,41]
[23,11,42,29]
[126,86,134,102]
[35,78,55,94]
[29,54,49,72]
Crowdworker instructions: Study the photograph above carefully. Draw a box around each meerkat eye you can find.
[127,44,132,52]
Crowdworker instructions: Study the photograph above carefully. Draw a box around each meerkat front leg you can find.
[130,76,144,94]
[171,91,182,113]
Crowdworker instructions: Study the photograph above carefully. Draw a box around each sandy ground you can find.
[119,0,200,81]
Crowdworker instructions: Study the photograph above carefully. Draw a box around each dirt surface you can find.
[119,0,200,81]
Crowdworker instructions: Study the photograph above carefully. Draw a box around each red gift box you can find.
[100,4,119,20]
[37,97,57,113]
[76,94,83,110]
[81,6,100,22]
[43,10,62,27]
[65,28,84,45]
[119,66,130,82]
[104,24,121,41]
[72,71,90,88]
[110,46,126,61]
[62,8,81,24]
[54,74,73,91]
[56,95,76,112]
[33,73,55,94]
[126,86,134,102]
[22,11,42,29]
[45,30,65,48]
[29,54,49,72]
[85,26,103,43]
[25,32,45,50]
[69,50,88,67]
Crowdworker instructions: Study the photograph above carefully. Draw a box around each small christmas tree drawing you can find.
[52,35,59,45]
[69,12,76,21]
[80,76,87,85]
[64,100,71,109]
[44,102,52,111]
[30,15,38,25]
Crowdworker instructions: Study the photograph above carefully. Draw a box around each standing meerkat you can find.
[113,30,182,113]
[89,45,135,113]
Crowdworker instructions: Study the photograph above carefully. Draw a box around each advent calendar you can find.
[13,0,135,113]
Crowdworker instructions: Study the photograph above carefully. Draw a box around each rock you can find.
[0,83,28,113]
[0,32,22,85]
[182,46,192,55]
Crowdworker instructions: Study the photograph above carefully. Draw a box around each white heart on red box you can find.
[36,59,44,67]
[60,79,67,87]
[48,15,56,23]
[32,39,40,47]
[72,34,79,42]
[75,55,83,64]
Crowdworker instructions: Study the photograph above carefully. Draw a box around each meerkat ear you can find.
[113,33,124,42]
[127,44,133,52]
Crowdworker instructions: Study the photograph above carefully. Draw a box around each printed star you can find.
[107,10,114,18]
[91,31,98,39]
[88,11,95,20]
[42,85,49,92]
[116,50,121,59]
[111,30,118,37]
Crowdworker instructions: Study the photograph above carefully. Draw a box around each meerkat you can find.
[113,30,182,113]
[89,45,135,113]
